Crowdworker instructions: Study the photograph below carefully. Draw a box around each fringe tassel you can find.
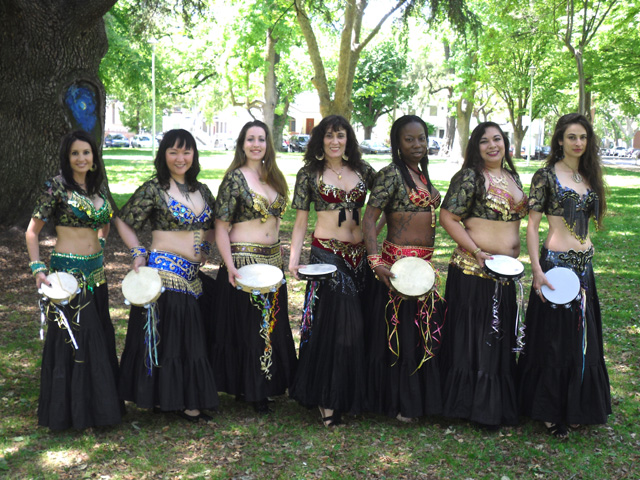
[300,281,319,345]
[251,290,281,380]
[144,302,161,376]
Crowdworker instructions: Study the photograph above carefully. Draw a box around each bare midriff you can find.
[314,209,362,244]
[463,217,522,257]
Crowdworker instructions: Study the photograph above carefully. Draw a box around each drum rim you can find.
[298,263,338,276]
[540,266,580,304]
[41,272,79,300]
[484,254,525,278]
[389,257,435,297]
[122,266,163,306]
[236,263,284,289]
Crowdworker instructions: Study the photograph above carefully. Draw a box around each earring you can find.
[315,152,325,161]
[342,154,349,162]
[89,163,97,172]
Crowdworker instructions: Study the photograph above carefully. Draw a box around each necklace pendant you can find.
[338,174,342,179]
[573,172,583,183]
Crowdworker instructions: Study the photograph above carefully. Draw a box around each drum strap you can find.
[249,290,281,380]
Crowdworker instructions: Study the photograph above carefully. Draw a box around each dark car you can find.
[360,140,391,155]
[105,133,130,148]
[428,139,441,156]
[534,145,551,160]
[288,134,310,152]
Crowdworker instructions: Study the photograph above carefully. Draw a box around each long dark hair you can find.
[303,115,366,175]
[390,115,432,191]
[227,120,288,198]
[154,129,200,190]
[463,122,517,179]
[59,130,105,195]
[546,113,607,226]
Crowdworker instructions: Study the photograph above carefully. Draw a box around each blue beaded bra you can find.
[167,194,213,225]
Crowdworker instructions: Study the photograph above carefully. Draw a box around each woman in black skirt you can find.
[288,115,376,426]
[210,120,296,413]
[363,115,444,422]
[115,129,218,422]
[439,122,528,429]
[518,113,611,439]
[25,130,121,430]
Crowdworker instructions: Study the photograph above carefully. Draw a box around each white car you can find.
[131,134,153,148]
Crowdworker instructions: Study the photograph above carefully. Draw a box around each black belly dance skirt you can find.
[439,249,519,426]
[289,239,368,414]
[517,246,611,425]
[209,242,297,402]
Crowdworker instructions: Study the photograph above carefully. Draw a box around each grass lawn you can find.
[0,148,638,479]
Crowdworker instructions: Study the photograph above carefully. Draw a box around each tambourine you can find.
[235,264,285,295]
[298,263,337,281]
[39,272,80,305]
[122,267,164,307]
[541,267,581,308]
[389,257,435,299]
[484,255,525,281]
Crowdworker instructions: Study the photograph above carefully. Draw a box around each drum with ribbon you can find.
[122,266,164,307]
[483,255,525,282]
[39,272,80,305]
[235,264,285,295]
[298,263,337,282]
[541,267,581,309]
[389,257,435,300]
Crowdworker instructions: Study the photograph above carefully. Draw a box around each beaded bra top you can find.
[249,189,287,222]
[485,176,528,222]
[318,172,368,226]
[68,190,114,230]
[166,194,213,225]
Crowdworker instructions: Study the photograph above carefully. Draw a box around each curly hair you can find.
[154,129,201,191]
[226,120,288,198]
[546,113,607,226]
[390,115,432,191]
[302,115,366,175]
[462,122,516,176]
[59,130,105,195]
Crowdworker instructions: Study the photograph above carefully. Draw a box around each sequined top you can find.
[32,176,113,230]
[529,167,599,243]
[291,163,376,212]
[441,168,528,222]
[368,163,441,212]
[119,177,215,231]
[215,169,287,224]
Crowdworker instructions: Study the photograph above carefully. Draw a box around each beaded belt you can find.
[50,251,106,289]
[311,235,364,269]
[381,240,434,266]
[449,247,491,279]
[230,241,282,268]
[542,246,594,275]
[148,250,202,298]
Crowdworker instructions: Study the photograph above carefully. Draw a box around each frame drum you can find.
[541,267,581,308]
[40,272,79,305]
[484,255,525,281]
[389,257,435,299]
[122,266,163,307]
[235,264,285,295]
[298,263,337,281]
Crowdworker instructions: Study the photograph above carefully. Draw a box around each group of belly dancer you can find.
[26,113,610,439]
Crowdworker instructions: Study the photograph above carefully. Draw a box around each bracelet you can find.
[99,237,106,249]
[200,240,212,256]
[367,254,386,270]
[130,246,148,259]
[29,261,48,276]
[472,247,481,256]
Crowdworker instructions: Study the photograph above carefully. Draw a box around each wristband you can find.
[130,246,148,259]
[99,237,106,249]
[29,261,48,276]
[367,254,386,270]
[472,247,481,256]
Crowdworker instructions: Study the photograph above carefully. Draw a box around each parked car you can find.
[289,134,310,152]
[104,133,130,148]
[613,146,628,157]
[281,137,289,152]
[130,134,153,148]
[360,140,391,155]
[534,145,551,160]
[428,138,441,156]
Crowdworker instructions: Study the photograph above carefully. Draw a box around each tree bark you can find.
[455,95,474,160]
[0,0,116,226]
[263,29,278,133]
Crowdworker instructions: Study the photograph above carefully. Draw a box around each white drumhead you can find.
[484,255,524,278]
[541,267,580,305]
[389,257,435,297]
[236,264,284,293]
[122,267,163,306]
[298,264,337,276]
[41,272,78,302]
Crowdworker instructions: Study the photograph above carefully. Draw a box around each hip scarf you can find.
[541,246,594,380]
[450,247,525,353]
[299,238,365,346]
[382,240,444,373]
[230,241,284,380]
[148,250,202,298]
[39,251,106,352]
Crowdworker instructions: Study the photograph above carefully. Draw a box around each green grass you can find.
[1,151,639,479]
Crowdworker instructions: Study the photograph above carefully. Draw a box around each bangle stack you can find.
[472,247,482,256]
[29,260,47,276]
[367,254,385,271]
[130,246,148,259]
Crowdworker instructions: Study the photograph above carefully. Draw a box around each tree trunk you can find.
[273,98,291,154]
[0,0,116,226]
[263,29,278,134]
[454,95,474,162]
[363,126,373,140]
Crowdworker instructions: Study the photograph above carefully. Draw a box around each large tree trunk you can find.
[273,98,291,154]
[455,95,474,161]
[0,0,116,226]
[263,29,278,133]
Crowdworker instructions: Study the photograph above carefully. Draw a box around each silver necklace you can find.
[172,177,191,201]
[562,161,583,183]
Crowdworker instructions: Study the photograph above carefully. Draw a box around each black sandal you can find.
[545,422,569,439]
[319,407,342,427]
